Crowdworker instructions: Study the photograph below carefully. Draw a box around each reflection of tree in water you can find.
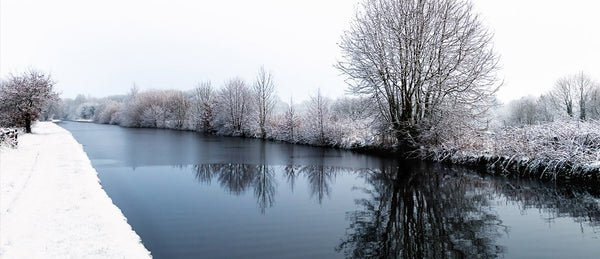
[192,164,220,183]
[218,164,257,195]
[192,159,600,252]
[254,164,276,213]
[301,165,336,204]
[495,180,600,228]
[336,162,507,258]
[284,165,300,193]
[192,164,275,213]
[191,163,339,211]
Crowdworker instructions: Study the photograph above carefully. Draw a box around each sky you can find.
[1,0,599,103]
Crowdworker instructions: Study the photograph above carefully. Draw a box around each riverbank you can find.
[422,120,600,186]
[0,122,151,258]
[88,117,600,187]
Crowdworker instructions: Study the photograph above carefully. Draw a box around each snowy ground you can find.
[0,122,151,258]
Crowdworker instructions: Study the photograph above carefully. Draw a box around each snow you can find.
[0,122,151,258]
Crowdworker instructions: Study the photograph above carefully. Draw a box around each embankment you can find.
[0,122,151,258]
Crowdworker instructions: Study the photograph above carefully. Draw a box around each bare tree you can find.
[536,94,555,123]
[551,76,575,118]
[551,72,596,120]
[284,97,298,142]
[574,72,594,120]
[191,81,216,132]
[217,78,252,135]
[0,69,57,133]
[337,0,499,146]
[507,96,539,126]
[307,88,330,145]
[252,66,276,138]
[164,90,190,129]
[587,86,600,120]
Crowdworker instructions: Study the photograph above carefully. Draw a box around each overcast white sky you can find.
[1,0,599,103]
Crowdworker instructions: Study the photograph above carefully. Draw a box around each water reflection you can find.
[302,165,336,204]
[62,121,600,258]
[496,180,600,227]
[335,162,600,258]
[336,162,507,258]
[254,164,276,213]
[197,163,277,213]
[191,163,343,212]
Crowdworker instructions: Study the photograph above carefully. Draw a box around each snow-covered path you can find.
[0,122,151,258]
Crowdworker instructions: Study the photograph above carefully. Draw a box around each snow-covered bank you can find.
[423,120,600,185]
[0,122,151,258]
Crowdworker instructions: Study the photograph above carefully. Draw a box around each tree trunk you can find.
[25,115,32,133]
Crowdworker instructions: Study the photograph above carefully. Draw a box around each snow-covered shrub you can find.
[0,128,18,148]
[94,100,122,124]
[423,119,600,181]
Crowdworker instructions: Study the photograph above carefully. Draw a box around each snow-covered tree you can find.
[306,88,330,145]
[190,81,216,132]
[550,72,598,120]
[94,100,122,124]
[78,102,98,120]
[0,69,57,133]
[252,66,276,139]
[283,97,299,142]
[40,97,64,121]
[507,96,540,126]
[216,78,252,135]
[337,0,499,147]
[164,90,190,129]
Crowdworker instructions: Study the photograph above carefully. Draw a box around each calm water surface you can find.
[60,121,600,258]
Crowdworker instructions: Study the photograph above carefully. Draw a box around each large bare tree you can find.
[252,66,276,139]
[0,69,57,133]
[337,0,499,146]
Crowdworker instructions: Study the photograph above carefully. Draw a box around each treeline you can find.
[503,72,600,126]
[47,68,384,149]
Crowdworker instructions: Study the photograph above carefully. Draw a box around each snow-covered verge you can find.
[422,120,600,184]
[0,122,151,258]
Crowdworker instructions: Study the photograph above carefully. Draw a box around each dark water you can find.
[60,121,600,258]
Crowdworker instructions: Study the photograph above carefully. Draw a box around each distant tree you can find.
[283,97,298,142]
[123,90,168,128]
[252,66,276,139]
[507,96,539,126]
[307,88,330,145]
[164,90,190,129]
[586,87,600,120]
[120,85,141,127]
[191,81,216,132]
[331,97,373,122]
[574,72,595,120]
[551,72,596,120]
[536,94,555,123]
[0,69,57,133]
[78,102,97,119]
[94,100,122,124]
[551,75,575,118]
[40,97,64,121]
[217,78,252,135]
[337,0,499,146]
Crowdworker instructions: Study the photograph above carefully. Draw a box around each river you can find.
[60,121,600,258]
